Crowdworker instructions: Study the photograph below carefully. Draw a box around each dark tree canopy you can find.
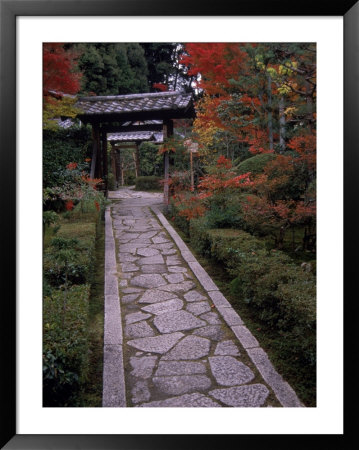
[76,43,149,95]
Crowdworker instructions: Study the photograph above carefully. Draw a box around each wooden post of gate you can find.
[135,141,140,178]
[163,119,173,211]
[102,131,108,195]
[110,144,117,188]
[96,127,102,179]
[90,123,99,179]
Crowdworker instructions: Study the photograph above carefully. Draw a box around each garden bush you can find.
[43,284,90,406]
[135,175,161,191]
[234,153,276,176]
[43,127,91,189]
[203,193,244,229]
[43,210,101,406]
[187,226,316,369]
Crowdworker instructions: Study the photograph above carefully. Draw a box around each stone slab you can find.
[140,264,168,274]
[137,254,164,265]
[164,273,185,284]
[188,261,219,291]
[168,266,188,273]
[162,335,211,360]
[184,290,208,302]
[130,356,157,379]
[208,356,255,386]
[136,247,160,257]
[131,380,151,404]
[214,340,240,356]
[139,393,221,407]
[155,361,206,377]
[207,291,232,308]
[122,287,143,294]
[138,289,178,304]
[118,253,138,263]
[246,347,303,407]
[102,344,126,407]
[153,375,211,396]
[166,255,182,266]
[186,301,211,316]
[125,311,152,325]
[217,306,244,326]
[127,332,184,354]
[120,263,139,273]
[193,325,227,342]
[104,295,123,345]
[199,311,222,325]
[130,274,167,289]
[209,384,269,407]
[141,298,184,315]
[158,281,196,293]
[125,321,155,339]
[231,325,259,349]
[153,310,206,333]
[122,293,141,304]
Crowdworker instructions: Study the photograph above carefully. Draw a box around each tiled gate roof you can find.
[108,131,163,143]
[76,91,194,121]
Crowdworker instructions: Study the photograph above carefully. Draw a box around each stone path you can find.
[103,187,303,408]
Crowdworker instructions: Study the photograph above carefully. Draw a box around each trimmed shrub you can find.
[43,284,90,406]
[189,217,212,257]
[235,153,276,176]
[187,226,316,369]
[43,127,91,188]
[204,193,244,229]
[43,210,100,406]
[135,176,161,191]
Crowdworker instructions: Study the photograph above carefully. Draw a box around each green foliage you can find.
[76,43,148,95]
[44,236,90,287]
[185,225,316,370]
[139,142,164,176]
[204,193,244,229]
[235,153,276,176]
[43,211,59,229]
[43,127,91,189]
[43,211,100,406]
[107,172,116,190]
[135,176,161,191]
[43,284,90,406]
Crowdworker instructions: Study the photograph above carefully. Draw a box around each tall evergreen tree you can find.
[76,43,149,95]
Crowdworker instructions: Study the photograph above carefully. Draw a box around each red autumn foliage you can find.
[43,43,81,99]
[66,162,78,170]
[65,200,74,211]
[152,82,168,91]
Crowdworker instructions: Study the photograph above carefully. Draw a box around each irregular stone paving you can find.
[106,188,301,408]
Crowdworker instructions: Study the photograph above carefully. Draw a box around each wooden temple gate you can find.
[75,92,195,204]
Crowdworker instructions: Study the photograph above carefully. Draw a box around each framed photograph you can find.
[1,0,356,448]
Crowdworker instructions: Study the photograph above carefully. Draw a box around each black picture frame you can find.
[1,0,357,448]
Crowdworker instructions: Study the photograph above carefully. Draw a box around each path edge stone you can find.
[103,206,126,407]
[151,206,304,408]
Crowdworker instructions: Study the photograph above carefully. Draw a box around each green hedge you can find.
[188,220,316,368]
[43,211,100,406]
[43,284,90,406]
[235,153,276,176]
[135,175,161,191]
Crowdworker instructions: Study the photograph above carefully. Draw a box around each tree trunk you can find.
[279,96,286,153]
[267,75,274,151]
